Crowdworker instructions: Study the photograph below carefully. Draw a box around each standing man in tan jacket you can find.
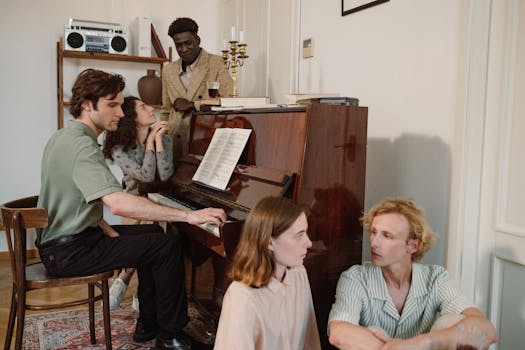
[161,17,233,159]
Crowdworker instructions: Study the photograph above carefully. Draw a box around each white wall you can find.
[0,0,220,251]
[296,0,469,265]
[0,0,470,267]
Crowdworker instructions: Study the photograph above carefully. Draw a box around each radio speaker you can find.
[110,36,128,54]
[65,30,85,51]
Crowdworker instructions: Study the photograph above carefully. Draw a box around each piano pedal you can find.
[182,322,215,349]
[184,299,219,348]
[212,287,225,307]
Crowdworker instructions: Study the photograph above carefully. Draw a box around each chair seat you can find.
[26,262,114,289]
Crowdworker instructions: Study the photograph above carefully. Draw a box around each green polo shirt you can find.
[328,262,468,339]
[38,121,122,244]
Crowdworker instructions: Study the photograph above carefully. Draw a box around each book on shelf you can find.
[220,96,270,107]
[192,128,252,191]
[151,23,167,58]
[285,93,340,104]
[296,96,359,106]
[211,104,282,112]
[200,98,221,106]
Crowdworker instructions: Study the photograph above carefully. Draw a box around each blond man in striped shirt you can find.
[328,198,498,350]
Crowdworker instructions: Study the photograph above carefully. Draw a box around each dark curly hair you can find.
[69,69,125,118]
[103,96,140,161]
[168,17,199,38]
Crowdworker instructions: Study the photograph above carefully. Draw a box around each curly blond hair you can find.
[361,198,436,261]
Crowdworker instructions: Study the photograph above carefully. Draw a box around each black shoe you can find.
[134,319,157,343]
[151,336,191,350]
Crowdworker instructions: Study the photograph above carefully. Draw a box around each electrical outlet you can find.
[303,38,314,58]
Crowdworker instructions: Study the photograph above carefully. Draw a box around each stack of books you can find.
[285,93,339,104]
[220,97,271,107]
[211,97,273,111]
[317,97,359,106]
[285,93,358,106]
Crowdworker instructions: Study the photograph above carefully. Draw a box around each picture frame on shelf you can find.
[342,0,389,16]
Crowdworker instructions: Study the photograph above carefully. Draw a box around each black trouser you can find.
[39,224,188,339]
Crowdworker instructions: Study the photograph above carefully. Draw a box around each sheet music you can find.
[192,128,252,191]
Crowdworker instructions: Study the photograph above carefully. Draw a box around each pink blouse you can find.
[214,265,321,350]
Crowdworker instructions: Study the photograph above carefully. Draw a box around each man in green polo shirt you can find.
[328,198,498,350]
[38,69,226,350]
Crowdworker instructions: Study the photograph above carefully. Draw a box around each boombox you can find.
[64,19,129,55]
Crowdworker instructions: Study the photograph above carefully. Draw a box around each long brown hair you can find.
[230,196,305,287]
[102,96,140,160]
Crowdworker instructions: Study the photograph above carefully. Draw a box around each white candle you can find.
[239,30,245,43]
[231,25,236,41]
[222,39,227,50]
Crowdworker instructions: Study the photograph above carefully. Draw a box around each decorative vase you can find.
[137,69,162,105]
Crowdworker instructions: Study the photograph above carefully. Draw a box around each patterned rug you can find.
[21,303,215,350]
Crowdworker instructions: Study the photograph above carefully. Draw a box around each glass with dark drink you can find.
[207,81,220,98]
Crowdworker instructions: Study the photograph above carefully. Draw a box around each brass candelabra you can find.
[221,41,248,97]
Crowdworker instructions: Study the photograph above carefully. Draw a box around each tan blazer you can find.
[160,49,233,159]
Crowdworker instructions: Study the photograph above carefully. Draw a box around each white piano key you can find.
[148,193,220,237]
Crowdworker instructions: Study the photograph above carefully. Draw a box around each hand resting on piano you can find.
[102,191,227,227]
[148,192,225,237]
[186,207,227,226]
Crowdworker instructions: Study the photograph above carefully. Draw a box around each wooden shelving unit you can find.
[56,37,172,128]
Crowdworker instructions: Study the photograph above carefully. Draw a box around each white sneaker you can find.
[109,277,128,310]
[132,293,140,312]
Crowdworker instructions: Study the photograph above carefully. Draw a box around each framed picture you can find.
[342,0,389,16]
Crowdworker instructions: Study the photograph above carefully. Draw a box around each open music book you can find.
[192,128,252,191]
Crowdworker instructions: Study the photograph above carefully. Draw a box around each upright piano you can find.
[152,103,368,348]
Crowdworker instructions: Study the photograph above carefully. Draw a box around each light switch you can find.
[303,38,314,58]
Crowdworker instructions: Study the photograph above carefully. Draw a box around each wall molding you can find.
[447,0,492,305]
[494,0,523,239]
[488,255,503,350]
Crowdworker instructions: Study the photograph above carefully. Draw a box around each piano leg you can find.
[211,256,230,307]
[187,242,231,311]
[191,263,197,298]
[185,239,214,298]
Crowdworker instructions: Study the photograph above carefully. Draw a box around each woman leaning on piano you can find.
[214,196,321,350]
[102,96,173,311]
[103,95,173,203]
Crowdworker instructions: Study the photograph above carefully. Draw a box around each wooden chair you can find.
[1,196,113,350]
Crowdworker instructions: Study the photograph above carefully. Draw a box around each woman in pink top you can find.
[214,196,321,350]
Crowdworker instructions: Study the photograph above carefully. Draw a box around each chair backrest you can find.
[1,196,48,286]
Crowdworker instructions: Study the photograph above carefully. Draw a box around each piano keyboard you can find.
[148,193,220,237]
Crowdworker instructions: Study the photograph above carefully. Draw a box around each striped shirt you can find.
[328,262,467,339]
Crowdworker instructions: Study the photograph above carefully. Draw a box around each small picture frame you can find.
[342,0,389,16]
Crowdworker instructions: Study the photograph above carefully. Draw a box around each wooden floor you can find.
[0,253,215,348]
